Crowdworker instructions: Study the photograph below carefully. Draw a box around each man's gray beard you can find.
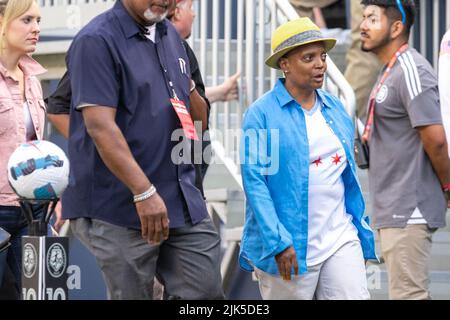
[144,8,168,24]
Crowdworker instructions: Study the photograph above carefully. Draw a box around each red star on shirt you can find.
[312,157,322,167]
[332,153,342,165]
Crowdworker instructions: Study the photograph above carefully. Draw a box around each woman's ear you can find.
[279,57,289,74]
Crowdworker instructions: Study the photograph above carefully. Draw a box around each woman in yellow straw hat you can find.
[239,17,377,300]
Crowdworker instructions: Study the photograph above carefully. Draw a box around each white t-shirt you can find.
[304,95,359,266]
[23,101,36,141]
[439,29,450,157]
[145,24,156,43]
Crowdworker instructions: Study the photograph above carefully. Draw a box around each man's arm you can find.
[418,124,450,207]
[47,114,69,139]
[183,41,209,132]
[189,82,208,131]
[82,106,169,244]
[205,71,240,104]
[46,71,72,139]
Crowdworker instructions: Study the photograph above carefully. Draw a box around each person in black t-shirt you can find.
[46,0,240,201]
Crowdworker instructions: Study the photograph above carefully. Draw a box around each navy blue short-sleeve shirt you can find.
[62,0,208,229]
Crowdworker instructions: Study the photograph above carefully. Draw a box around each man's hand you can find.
[82,106,168,243]
[206,71,240,103]
[418,125,450,206]
[135,193,169,245]
[275,246,298,281]
[53,201,66,233]
[220,71,240,102]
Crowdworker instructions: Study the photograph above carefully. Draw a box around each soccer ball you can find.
[7,140,69,200]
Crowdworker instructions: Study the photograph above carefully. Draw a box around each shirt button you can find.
[179,150,183,157]
[342,140,346,143]
[178,179,182,182]
[329,121,333,124]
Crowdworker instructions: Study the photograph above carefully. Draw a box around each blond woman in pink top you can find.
[0,0,46,299]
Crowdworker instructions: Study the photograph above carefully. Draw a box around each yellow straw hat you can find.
[266,17,337,70]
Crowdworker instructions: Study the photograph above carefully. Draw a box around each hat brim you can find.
[265,38,337,70]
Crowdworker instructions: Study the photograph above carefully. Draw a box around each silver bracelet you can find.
[133,185,157,203]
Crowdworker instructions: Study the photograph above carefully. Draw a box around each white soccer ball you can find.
[7,140,69,200]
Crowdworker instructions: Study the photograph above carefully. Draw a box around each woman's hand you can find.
[275,246,299,281]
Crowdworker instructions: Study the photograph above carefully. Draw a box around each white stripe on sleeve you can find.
[405,51,423,95]
[398,55,416,100]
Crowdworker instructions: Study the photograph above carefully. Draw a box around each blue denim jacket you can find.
[239,79,377,275]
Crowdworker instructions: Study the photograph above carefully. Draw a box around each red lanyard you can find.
[362,43,409,142]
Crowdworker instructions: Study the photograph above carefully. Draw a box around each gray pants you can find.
[71,216,224,300]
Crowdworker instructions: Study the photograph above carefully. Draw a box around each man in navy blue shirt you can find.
[63,0,223,299]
